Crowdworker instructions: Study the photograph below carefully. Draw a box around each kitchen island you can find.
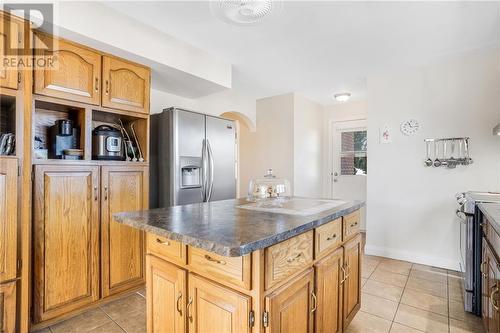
[115,198,364,333]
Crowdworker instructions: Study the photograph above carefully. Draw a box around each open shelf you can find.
[92,109,149,163]
[33,100,88,161]
[0,95,17,156]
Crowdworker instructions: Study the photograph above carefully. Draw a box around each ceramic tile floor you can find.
[33,256,484,333]
[348,255,485,333]
[32,289,146,333]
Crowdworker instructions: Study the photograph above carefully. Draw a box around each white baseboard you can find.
[364,244,460,271]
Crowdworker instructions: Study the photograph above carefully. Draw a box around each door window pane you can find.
[340,130,367,175]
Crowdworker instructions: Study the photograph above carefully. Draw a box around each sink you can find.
[237,198,347,216]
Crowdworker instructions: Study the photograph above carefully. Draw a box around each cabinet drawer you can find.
[315,218,342,258]
[188,247,251,290]
[343,211,360,241]
[147,234,186,266]
[265,231,313,290]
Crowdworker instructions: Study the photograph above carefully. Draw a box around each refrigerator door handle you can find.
[201,139,208,202]
[206,139,215,202]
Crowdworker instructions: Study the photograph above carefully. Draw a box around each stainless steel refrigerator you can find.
[150,107,236,207]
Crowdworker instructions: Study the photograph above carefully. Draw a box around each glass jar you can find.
[247,169,291,201]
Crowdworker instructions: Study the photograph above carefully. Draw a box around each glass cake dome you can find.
[247,169,291,202]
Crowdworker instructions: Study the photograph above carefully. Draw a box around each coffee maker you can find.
[48,119,79,159]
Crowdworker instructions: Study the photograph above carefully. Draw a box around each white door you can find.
[330,120,367,230]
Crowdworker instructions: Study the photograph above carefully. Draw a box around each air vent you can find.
[210,0,283,26]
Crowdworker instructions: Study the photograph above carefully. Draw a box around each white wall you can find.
[293,94,324,198]
[366,49,500,270]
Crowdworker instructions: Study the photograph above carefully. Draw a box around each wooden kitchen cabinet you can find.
[34,33,102,105]
[33,165,100,323]
[483,240,490,330]
[265,269,315,333]
[0,158,18,283]
[188,273,252,333]
[0,13,23,89]
[146,255,186,333]
[484,241,500,333]
[343,234,362,328]
[101,166,148,297]
[102,56,150,114]
[315,247,344,333]
[0,281,16,333]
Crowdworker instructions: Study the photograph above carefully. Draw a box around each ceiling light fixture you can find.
[334,93,351,103]
[210,0,283,26]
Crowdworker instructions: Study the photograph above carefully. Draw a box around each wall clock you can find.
[400,119,420,136]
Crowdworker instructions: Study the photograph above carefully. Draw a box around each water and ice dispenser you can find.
[179,157,202,188]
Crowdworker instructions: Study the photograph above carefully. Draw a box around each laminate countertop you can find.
[114,198,364,257]
[479,202,500,235]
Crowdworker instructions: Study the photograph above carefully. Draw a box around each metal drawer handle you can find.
[311,292,317,313]
[94,186,98,201]
[491,286,499,311]
[204,255,226,265]
[105,80,110,94]
[350,222,358,227]
[104,186,108,201]
[327,233,337,241]
[156,238,170,246]
[187,297,193,322]
[95,77,99,91]
[286,253,302,263]
[344,264,351,279]
[176,292,183,315]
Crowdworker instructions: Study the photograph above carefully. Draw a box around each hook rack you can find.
[423,137,473,169]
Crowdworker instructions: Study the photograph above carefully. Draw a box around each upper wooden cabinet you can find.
[0,13,23,89]
[101,165,148,297]
[102,56,150,114]
[265,268,315,333]
[146,255,186,333]
[188,274,252,333]
[343,234,362,328]
[34,33,102,105]
[0,158,18,283]
[33,165,100,323]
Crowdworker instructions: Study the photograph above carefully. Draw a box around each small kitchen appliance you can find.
[48,119,79,159]
[456,191,500,315]
[247,169,291,202]
[92,125,124,161]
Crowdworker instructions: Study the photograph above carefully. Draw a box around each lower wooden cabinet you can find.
[0,158,18,283]
[343,234,362,328]
[146,255,186,333]
[0,281,16,333]
[33,165,101,322]
[483,239,500,333]
[315,247,343,333]
[33,164,148,324]
[265,269,315,333]
[188,273,252,333]
[101,166,148,297]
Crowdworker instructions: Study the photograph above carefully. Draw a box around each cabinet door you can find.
[34,33,101,105]
[265,269,315,333]
[102,56,150,114]
[483,240,490,330]
[343,234,362,328]
[101,166,148,297]
[0,159,17,283]
[188,274,251,333]
[146,255,186,333]
[0,281,16,333]
[487,246,500,333]
[0,13,22,89]
[33,165,100,323]
[315,248,343,333]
